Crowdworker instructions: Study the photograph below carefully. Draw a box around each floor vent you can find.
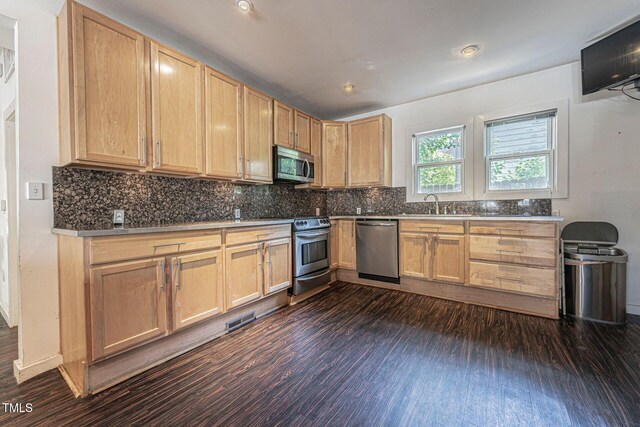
[226,311,256,332]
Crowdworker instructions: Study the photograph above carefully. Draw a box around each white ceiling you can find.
[77,0,640,119]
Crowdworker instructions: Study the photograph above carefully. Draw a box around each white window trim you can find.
[405,118,474,202]
[473,99,569,200]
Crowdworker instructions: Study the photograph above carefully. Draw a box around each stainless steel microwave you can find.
[273,146,315,183]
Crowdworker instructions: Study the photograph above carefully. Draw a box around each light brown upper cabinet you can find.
[150,42,203,175]
[347,114,392,187]
[58,2,147,169]
[294,110,311,154]
[204,67,244,179]
[244,87,273,183]
[309,118,323,187]
[274,100,294,149]
[322,121,348,188]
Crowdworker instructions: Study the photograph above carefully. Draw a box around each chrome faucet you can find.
[423,193,439,215]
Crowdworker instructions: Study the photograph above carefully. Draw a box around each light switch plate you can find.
[26,182,44,200]
[315,207,320,216]
[113,210,125,226]
[234,208,241,219]
[356,207,362,215]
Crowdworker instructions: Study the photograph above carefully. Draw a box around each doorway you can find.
[0,14,17,328]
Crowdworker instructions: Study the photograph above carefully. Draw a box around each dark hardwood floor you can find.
[1,282,639,426]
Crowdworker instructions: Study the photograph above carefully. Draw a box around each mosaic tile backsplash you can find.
[53,167,326,230]
[53,167,551,230]
[326,187,551,217]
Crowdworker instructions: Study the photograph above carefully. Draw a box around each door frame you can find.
[1,100,18,327]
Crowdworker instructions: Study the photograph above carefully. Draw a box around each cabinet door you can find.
[432,234,466,284]
[151,42,203,174]
[310,118,323,187]
[204,67,243,179]
[274,101,294,149]
[330,220,339,269]
[71,4,146,168]
[348,116,383,187]
[90,258,167,361]
[263,238,292,294]
[171,250,224,331]
[294,110,311,153]
[225,242,263,309]
[338,220,356,269]
[322,121,348,188]
[244,87,273,183]
[400,233,429,279]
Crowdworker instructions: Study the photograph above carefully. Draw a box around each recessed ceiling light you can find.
[236,0,253,12]
[343,83,355,93]
[461,45,479,58]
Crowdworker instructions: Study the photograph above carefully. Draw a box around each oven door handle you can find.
[296,231,329,238]
[298,269,331,281]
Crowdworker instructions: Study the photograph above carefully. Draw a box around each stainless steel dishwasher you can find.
[356,219,399,283]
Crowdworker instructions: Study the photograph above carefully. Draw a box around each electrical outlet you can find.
[356,207,362,215]
[113,210,125,226]
[518,198,530,207]
[552,209,561,216]
[234,208,241,219]
[315,207,320,216]
[26,182,44,200]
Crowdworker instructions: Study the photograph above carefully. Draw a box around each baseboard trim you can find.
[13,353,64,384]
[627,304,640,316]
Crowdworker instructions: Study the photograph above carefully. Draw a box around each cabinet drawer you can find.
[400,220,464,234]
[468,235,557,267]
[90,231,222,265]
[469,261,557,297]
[225,224,291,247]
[469,221,556,238]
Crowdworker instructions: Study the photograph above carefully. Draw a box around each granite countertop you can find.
[52,218,295,237]
[329,215,564,222]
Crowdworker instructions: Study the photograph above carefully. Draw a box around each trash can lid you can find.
[561,221,618,247]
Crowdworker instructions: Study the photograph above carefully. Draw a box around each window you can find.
[484,110,555,192]
[413,126,465,194]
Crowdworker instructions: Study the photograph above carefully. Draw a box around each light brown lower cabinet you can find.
[431,234,465,284]
[225,242,263,309]
[399,233,429,279]
[90,258,168,361]
[337,219,356,270]
[330,220,339,269]
[263,238,292,295]
[399,232,465,283]
[171,249,224,331]
[58,225,292,397]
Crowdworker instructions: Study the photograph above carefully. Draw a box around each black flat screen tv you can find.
[581,19,640,95]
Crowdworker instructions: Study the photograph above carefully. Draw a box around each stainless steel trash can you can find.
[562,222,628,325]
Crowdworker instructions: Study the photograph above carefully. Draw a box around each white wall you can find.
[342,63,640,315]
[0,0,62,381]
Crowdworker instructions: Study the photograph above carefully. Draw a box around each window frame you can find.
[406,118,474,202]
[473,100,569,200]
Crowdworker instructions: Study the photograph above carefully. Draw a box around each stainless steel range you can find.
[291,217,332,296]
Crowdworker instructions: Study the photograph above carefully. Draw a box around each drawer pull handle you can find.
[497,228,524,232]
[497,276,523,283]
[153,242,187,248]
[177,259,182,290]
[497,249,524,254]
[161,260,166,291]
[257,233,272,239]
